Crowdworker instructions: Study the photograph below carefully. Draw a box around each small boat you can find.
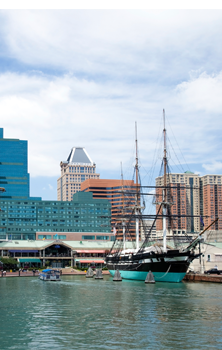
[39,269,61,281]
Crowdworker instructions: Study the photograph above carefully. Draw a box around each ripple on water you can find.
[0,276,222,349]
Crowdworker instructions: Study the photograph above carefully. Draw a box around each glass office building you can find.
[0,192,111,241]
[0,128,30,199]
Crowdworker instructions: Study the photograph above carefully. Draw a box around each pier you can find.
[183,273,222,283]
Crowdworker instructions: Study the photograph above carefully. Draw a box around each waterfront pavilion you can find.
[0,239,138,269]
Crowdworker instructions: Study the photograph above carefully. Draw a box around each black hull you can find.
[106,251,200,282]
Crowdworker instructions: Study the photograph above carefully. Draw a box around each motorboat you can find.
[39,269,61,281]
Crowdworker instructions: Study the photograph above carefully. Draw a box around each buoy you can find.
[113,269,122,282]
[95,269,103,279]
[86,267,94,278]
[145,270,155,284]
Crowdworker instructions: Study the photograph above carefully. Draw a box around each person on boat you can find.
[214,265,218,270]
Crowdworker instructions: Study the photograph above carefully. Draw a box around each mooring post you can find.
[86,267,94,278]
[113,269,122,282]
[145,271,155,284]
[95,269,103,279]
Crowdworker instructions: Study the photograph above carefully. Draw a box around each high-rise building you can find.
[200,175,222,230]
[155,172,222,234]
[0,128,30,199]
[57,147,100,201]
[81,178,138,239]
[155,171,200,234]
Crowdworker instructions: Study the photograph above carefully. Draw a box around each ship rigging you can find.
[106,110,217,282]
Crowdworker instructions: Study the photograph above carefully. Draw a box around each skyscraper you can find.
[155,171,200,234]
[0,128,30,199]
[57,147,100,201]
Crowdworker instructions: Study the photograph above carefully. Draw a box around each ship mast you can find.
[135,122,139,250]
[121,162,126,251]
[163,109,167,252]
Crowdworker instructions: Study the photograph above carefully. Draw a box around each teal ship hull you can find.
[106,250,196,283]
[109,269,186,283]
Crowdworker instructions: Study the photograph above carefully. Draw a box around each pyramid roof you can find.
[66,147,93,165]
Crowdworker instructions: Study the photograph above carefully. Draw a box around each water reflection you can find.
[0,276,222,349]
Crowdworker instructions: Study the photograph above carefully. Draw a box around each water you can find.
[0,275,222,350]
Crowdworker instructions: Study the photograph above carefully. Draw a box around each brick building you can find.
[200,175,222,230]
[81,178,138,239]
[155,172,200,235]
[155,172,222,235]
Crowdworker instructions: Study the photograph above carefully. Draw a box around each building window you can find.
[38,235,52,239]
[53,235,66,239]
[96,236,110,240]
[82,235,95,240]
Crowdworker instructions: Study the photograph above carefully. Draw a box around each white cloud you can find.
[0,10,221,197]
[1,10,222,80]
[0,69,221,181]
[175,72,222,114]
[202,162,222,173]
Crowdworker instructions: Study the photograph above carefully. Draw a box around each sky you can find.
[0,9,222,201]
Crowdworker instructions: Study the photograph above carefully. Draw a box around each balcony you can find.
[45,253,72,258]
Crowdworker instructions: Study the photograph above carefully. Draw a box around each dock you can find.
[183,273,222,283]
[0,268,111,278]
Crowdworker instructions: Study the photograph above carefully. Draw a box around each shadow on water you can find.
[0,275,222,350]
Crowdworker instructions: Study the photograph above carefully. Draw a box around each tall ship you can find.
[106,111,217,282]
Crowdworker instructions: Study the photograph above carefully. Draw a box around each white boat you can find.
[39,269,61,281]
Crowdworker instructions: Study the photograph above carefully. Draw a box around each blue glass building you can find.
[0,128,30,199]
[0,192,111,241]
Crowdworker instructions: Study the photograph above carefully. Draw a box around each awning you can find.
[9,250,39,253]
[77,259,104,264]
[18,258,41,263]
[75,250,106,253]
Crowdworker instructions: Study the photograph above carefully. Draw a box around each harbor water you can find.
[0,275,222,349]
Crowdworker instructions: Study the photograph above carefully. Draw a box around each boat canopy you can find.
[42,269,53,272]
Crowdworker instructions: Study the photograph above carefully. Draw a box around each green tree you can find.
[0,257,18,269]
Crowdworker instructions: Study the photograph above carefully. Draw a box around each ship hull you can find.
[108,269,186,282]
[107,260,190,283]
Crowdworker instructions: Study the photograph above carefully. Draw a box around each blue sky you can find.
[0,10,222,202]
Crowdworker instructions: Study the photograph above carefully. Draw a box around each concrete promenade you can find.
[0,268,111,278]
